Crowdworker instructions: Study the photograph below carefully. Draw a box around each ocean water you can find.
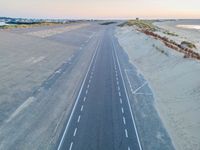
[175,19,200,30]
[0,22,7,26]
[176,25,200,30]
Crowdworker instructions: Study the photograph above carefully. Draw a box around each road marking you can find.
[121,107,124,114]
[123,116,126,125]
[87,84,90,89]
[81,105,84,111]
[116,77,118,81]
[86,90,88,95]
[73,128,77,136]
[69,142,73,150]
[77,115,81,123]
[118,86,120,91]
[117,81,119,85]
[89,79,91,83]
[83,97,86,102]
[134,93,153,96]
[57,36,101,150]
[118,91,121,97]
[124,70,133,92]
[125,129,128,138]
[112,38,143,150]
[128,146,131,150]
[120,98,122,104]
[90,75,93,79]
[132,81,148,94]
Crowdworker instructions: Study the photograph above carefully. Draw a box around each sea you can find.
[175,19,200,30]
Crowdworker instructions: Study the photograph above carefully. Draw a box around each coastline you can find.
[116,24,200,150]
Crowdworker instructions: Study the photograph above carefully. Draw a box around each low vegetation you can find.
[119,19,200,60]
[163,31,178,36]
[181,41,196,49]
[0,22,65,29]
[153,44,169,56]
[100,22,116,25]
[121,19,157,31]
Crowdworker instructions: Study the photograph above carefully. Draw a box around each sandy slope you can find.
[154,20,200,53]
[116,26,200,150]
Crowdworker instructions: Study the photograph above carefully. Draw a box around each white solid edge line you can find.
[112,38,143,150]
[57,37,101,150]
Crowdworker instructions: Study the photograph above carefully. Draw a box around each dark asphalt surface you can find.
[57,26,141,150]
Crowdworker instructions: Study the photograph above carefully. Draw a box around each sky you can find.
[0,0,200,19]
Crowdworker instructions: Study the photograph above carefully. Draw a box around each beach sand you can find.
[116,25,200,150]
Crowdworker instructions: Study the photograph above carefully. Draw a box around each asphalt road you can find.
[57,26,142,150]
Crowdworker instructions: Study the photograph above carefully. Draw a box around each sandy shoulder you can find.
[116,26,200,150]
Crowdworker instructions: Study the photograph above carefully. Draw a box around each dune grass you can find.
[0,22,65,29]
[163,31,178,36]
[120,20,157,31]
[181,41,196,49]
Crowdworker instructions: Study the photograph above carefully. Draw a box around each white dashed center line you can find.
[125,129,129,138]
[83,97,86,102]
[120,98,122,104]
[118,86,120,91]
[123,116,126,125]
[73,128,77,136]
[121,107,124,114]
[69,142,73,150]
[81,105,84,112]
[90,75,93,79]
[118,91,121,97]
[77,115,81,123]
[85,90,88,95]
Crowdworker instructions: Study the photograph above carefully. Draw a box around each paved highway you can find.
[57,26,142,150]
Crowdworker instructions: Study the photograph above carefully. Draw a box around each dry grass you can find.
[181,41,196,49]
[0,22,65,29]
[120,20,157,31]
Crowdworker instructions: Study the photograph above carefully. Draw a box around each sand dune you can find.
[116,26,200,150]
